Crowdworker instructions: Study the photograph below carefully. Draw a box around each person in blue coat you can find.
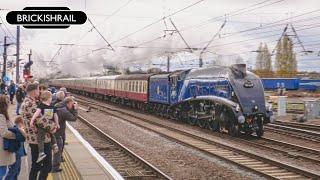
[5,116,27,180]
[8,81,16,105]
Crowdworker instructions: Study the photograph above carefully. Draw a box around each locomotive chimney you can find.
[231,64,247,77]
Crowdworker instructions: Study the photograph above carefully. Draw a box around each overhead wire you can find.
[179,0,285,33]
[108,0,205,45]
[87,18,115,51]
[88,0,134,31]
[129,0,287,48]
[55,0,206,62]
[46,1,320,70]
[0,16,16,40]
[75,0,135,45]
[50,0,134,64]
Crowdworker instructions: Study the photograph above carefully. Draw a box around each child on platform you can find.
[30,91,59,163]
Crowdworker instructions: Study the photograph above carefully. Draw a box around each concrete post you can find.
[277,96,286,116]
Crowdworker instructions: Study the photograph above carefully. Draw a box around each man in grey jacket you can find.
[52,97,78,173]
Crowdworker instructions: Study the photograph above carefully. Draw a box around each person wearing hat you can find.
[21,82,53,180]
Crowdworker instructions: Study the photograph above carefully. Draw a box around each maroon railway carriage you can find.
[114,74,152,102]
[96,75,119,96]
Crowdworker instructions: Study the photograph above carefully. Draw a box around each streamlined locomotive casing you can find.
[174,64,272,136]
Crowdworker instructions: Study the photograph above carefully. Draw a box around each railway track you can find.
[272,121,320,132]
[265,123,320,143]
[75,95,320,179]
[240,137,320,164]
[75,115,172,180]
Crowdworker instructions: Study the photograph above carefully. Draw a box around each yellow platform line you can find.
[48,173,53,180]
[52,150,81,180]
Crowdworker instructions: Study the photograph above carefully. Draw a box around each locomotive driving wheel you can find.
[197,118,207,128]
[188,116,197,126]
[256,120,264,137]
[256,128,264,137]
[228,122,239,137]
[208,117,219,131]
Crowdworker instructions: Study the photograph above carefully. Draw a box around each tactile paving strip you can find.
[52,150,81,180]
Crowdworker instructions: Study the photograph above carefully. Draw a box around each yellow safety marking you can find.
[48,173,53,180]
[55,151,80,180]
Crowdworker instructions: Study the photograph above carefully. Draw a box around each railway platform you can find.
[7,103,123,180]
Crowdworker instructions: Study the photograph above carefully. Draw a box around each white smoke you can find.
[1,0,319,78]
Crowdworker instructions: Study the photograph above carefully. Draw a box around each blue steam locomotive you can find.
[51,64,272,137]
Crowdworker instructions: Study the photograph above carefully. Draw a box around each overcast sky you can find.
[0,0,319,77]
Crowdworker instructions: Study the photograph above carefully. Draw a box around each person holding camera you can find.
[52,97,78,173]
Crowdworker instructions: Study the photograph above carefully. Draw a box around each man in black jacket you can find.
[52,97,78,172]
[15,85,25,115]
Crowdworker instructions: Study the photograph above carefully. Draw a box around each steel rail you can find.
[75,95,320,179]
[76,115,172,180]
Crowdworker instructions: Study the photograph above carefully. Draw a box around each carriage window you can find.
[136,81,138,92]
[139,81,141,92]
[143,82,145,93]
[131,81,134,92]
[141,82,144,93]
[145,82,147,93]
[133,81,136,92]
[137,81,140,92]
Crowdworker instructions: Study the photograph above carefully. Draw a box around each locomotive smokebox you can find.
[231,64,247,77]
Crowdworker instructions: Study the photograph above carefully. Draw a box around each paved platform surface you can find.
[8,102,122,180]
